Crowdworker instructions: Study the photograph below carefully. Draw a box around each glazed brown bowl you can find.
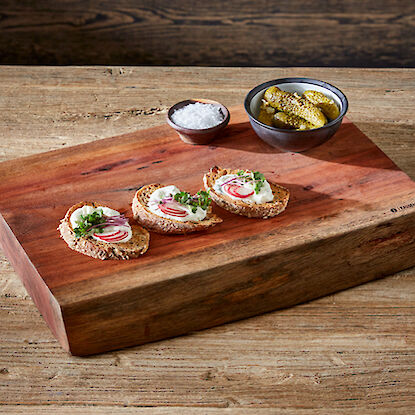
[167,98,230,145]
[244,78,348,152]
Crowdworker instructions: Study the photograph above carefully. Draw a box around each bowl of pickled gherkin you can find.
[244,78,348,152]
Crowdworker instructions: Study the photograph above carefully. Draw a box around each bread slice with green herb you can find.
[203,166,290,219]
[132,184,222,234]
[58,201,150,260]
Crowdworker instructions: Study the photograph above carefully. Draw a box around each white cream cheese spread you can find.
[70,205,132,243]
[147,185,207,222]
[213,172,273,204]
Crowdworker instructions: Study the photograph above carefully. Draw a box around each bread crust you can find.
[132,184,222,234]
[203,166,290,218]
[58,201,150,260]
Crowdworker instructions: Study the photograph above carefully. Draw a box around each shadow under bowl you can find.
[167,99,230,145]
[244,77,349,152]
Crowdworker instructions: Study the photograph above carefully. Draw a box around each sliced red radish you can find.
[159,203,188,217]
[224,183,254,198]
[94,230,121,239]
[105,232,129,242]
[99,233,127,241]
[94,230,129,242]
[96,234,128,243]
[103,234,128,243]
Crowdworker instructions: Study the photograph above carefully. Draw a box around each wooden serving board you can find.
[1,106,415,356]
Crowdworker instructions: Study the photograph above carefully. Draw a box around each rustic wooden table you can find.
[0,67,414,414]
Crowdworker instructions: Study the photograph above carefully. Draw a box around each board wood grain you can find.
[0,106,414,355]
[0,1,414,67]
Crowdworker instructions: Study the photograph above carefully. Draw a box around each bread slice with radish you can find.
[58,201,149,260]
[203,166,290,219]
[132,184,222,234]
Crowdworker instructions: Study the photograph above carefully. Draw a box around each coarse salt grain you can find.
[171,102,224,130]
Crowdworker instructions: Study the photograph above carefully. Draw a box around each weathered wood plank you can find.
[1,270,414,409]
[0,67,414,175]
[0,1,413,67]
[0,67,414,412]
[0,407,410,414]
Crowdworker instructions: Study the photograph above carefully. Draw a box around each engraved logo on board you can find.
[390,202,415,213]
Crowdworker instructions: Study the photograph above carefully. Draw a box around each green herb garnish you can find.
[253,171,266,194]
[73,209,106,238]
[174,191,190,205]
[232,170,266,194]
[174,190,211,213]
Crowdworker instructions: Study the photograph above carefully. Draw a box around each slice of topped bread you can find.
[203,166,290,219]
[132,184,222,234]
[58,201,150,260]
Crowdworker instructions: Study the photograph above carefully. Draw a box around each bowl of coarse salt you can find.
[167,99,230,145]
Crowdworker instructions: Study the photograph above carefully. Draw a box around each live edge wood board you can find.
[0,106,415,356]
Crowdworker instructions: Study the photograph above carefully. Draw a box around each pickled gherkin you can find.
[303,90,340,120]
[257,99,275,126]
[273,112,316,130]
[264,86,327,128]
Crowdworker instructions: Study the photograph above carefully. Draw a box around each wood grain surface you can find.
[1,106,415,356]
[0,1,414,67]
[0,67,414,412]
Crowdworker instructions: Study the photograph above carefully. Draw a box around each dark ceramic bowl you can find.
[244,78,348,152]
[167,98,230,145]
